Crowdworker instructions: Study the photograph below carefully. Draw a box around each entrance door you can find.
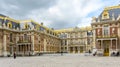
[103,41,109,56]
[75,47,78,53]
[9,45,13,55]
[80,46,83,53]
[70,47,73,53]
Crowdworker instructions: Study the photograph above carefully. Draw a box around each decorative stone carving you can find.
[3,23,6,28]
[97,29,100,35]
[117,14,120,20]
[112,28,115,34]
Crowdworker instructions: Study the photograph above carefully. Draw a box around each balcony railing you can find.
[96,35,118,38]
[68,42,86,45]
[17,40,31,43]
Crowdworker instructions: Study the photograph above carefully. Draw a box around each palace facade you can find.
[91,5,120,56]
[0,14,61,56]
[55,27,93,53]
[0,4,120,57]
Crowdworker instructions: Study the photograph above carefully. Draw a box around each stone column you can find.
[31,34,34,55]
[16,34,19,43]
[73,47,75,53]
[101,40,103,50]
[16,45,19,55]
[66,40,69,53]
[78,47,80,53]
[44,39,46,52]
[111,39,112,50]
[116,39,117,50]
[3,34,7,56]
[93,29,96,49]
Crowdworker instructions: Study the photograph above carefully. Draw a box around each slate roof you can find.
[96,5,120,22]
[0,14,7,17]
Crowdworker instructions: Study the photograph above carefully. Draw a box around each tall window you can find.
[24,34,27,40]
[10,33,12,42]
[65,40,67,45]
[103,25,109,36]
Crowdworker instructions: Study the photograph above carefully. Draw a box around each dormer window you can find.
[104,14,107,18]
[36,25,39,30]
[102,10,109,19]
[7,22,12,28]
[25,24,29,29]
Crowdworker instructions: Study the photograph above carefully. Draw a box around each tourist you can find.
[116,52,119,56]
[13,52,16,59]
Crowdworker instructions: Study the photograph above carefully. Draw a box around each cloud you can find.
[0,0,118,29]
[28,0,104,29]
[0,0,57,18]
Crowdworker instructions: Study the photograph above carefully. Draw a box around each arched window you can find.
[10,33,12,42]
[102,10,109,19]
[24,34,27,40]
[25,24,29,29]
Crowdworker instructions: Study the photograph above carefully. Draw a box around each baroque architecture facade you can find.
[0,15,61,56]
[55,27,93,53]
[0,4,120,57]
[91,5,120,56]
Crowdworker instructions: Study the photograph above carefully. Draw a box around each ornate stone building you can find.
[1,5,120,57]
[91,5,120,56]
[0,14,61,56]
[55,26,93,53]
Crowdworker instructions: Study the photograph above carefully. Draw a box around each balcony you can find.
[17,40,32,43]
[68,42,86,45]
[96,35,118,38]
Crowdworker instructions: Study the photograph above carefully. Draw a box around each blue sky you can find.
[0,0,119,29]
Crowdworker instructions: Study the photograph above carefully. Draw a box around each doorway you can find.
[103,41,110,56]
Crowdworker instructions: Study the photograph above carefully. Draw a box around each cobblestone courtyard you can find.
[0,54,120,67]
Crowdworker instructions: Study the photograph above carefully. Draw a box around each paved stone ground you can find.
[0,54,120,67]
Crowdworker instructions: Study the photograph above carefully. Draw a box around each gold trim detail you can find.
[7,22,12,28]
[102,10,109,19]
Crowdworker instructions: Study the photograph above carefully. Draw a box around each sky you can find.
[0,0,119,29]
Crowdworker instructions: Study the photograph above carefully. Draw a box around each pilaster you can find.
[93,28,96,48]
[31,32,34,55]
[44,38,46,52]
[3,34,7,56]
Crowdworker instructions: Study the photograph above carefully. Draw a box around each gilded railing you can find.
[96,35,118,38]
[17,40,31,43]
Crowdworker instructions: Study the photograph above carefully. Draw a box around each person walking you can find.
[13,52,16,59]
[116,52,119,56]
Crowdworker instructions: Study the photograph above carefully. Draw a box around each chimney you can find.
[51,28,54,30]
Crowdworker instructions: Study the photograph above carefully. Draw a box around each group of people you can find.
[88,50,120,56]
[111,52,119,56]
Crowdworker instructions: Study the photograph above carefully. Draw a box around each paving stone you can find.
[0,55,120,67]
